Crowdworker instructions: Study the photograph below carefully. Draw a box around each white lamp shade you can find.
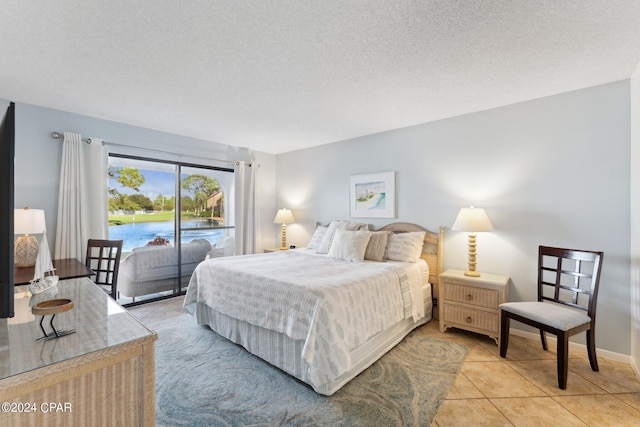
[273,208,295,224]
[451,207,494,232]
[14,208,46,235]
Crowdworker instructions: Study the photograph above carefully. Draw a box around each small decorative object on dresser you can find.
[14,207,46,267]
[32,298,76,340]
[439,269,509,345]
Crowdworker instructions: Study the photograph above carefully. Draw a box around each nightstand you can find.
[439,269,509,345]
[263,248,287,253]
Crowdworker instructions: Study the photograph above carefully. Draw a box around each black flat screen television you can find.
[0,101,15,318]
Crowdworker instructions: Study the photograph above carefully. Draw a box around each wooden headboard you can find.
[378,222,444,306]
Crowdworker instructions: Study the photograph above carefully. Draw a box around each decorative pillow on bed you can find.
[364,231,392,261]
[316,220,368,254]
[327,229,372,262]
[385,231,426,262]
[306,225,328,250]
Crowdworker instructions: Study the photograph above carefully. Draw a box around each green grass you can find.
[108,211,197,225]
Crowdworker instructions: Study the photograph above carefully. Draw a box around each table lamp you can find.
[14,207,46,267]
[451,206,493,277]
[273,208,295,250]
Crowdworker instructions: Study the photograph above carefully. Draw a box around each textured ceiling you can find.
[1,1,640,154]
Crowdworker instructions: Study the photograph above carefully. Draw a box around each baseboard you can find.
[509,328,633,365]
[632,356,640,379]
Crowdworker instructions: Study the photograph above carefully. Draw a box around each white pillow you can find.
[385,231,426,263]
[364,231,391,261]
[307,225,328,250]
[328,229,372,262]
[316,220,367,254]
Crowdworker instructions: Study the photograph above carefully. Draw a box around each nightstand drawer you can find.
[439,269,509,345]
[443,305,499,333]
[442,283,498,309]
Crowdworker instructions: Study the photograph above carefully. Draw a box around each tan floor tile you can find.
[496,335,555,361]
[491,396,587,427]
[465,343,501,362]
[445,373,485,399]
[432,399,512,427]
[554,394,640,427]
[567,347,591,360]
[508,359,607,396]
[437,327,492,347]
[418,321,448,338]
[462,361,546,398]
[614,393,640,411]
[499,332,597,361]
[475,339,502,358]
[570,358,640,393]
[455,329,498,346]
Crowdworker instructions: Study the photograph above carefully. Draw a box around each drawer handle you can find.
[466,316,472,323]
[466,294,473,300]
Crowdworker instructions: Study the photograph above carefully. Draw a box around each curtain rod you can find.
[51,131,93,144]
[50,131,250,166]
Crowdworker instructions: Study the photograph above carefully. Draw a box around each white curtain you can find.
[54,132,108,261]
[233,161,258,255]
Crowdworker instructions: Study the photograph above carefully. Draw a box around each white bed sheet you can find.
[189,284,432,395]
[184,249,429,392]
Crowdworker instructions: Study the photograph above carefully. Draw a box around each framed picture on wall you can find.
[349,171,395,218]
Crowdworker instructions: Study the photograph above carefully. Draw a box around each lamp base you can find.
[464,233,481,277]
[280,224,288,252]
[15,235,39,267]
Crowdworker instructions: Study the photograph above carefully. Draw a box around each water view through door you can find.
[108,155,234,305]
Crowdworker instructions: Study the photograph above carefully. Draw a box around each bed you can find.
[183,222,443,395]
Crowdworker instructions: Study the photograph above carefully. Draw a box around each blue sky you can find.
[109,168,191,200]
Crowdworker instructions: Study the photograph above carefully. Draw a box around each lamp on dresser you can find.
[451,206,493,277]
[14,207,46,267]
[273,208,295,250]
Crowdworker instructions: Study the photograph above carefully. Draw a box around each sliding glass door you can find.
[108,154,234,305]
[178,165,235,294]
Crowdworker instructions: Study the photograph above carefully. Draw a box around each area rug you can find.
[148,305,467,427]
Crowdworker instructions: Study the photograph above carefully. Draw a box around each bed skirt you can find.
[191,283,433,395]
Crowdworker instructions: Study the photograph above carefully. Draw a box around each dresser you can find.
[439,269,509,345]
[0,278,157,426]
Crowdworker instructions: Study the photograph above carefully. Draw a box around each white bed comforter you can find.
[184,249,427,386]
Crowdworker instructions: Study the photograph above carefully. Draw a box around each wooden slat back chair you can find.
[85,239,123,299]
[499,246,603,389]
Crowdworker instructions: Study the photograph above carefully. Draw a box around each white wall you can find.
[5,100,277,253]
[631,69,640,372]
[276,81,631,355]
[3,80,633,357]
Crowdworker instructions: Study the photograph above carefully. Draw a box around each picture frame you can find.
[349,171,395,218]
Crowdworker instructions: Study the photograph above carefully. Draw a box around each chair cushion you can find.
[500,301,591,331]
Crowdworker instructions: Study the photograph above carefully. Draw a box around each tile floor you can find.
[423,322,640,427]
[130,299,640,426]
